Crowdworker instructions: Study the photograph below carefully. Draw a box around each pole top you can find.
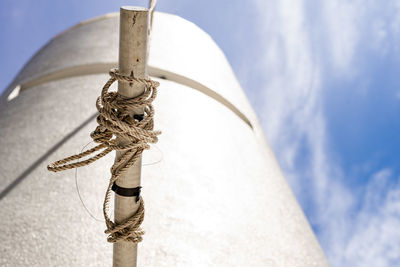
[121,6,149,12]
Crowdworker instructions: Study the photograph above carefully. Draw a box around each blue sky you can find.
[1,1,399,266]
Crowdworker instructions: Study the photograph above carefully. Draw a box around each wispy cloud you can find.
[340,170,400,267]
[250,0,400,266]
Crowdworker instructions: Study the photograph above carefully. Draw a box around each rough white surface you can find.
[0,12,328,267]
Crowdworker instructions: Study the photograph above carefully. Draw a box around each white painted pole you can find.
[113,6,149,267]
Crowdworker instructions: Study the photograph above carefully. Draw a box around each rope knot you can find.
[90,126,112,144]
[105,197,145,243]
[47,69,160,244]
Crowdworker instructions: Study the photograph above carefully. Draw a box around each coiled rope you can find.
[48,68,160,243]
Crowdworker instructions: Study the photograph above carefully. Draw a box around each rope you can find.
[48,68,160,243]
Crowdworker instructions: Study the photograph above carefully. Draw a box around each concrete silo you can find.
[0,9,328,267]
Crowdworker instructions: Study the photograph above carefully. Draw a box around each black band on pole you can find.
[111,183,142,202]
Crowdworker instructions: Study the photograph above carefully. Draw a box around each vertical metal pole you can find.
[113,6,149,267]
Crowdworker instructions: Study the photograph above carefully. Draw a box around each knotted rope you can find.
[48,68,160,243]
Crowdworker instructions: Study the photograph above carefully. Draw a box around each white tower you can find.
[0,11,328,266]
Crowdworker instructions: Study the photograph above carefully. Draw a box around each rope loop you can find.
[47,69,160,243]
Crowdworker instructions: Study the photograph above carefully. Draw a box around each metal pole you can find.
[113,6,149,267]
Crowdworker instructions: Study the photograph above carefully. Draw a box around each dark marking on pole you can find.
[130,71,134,87]
[132,13,137,26]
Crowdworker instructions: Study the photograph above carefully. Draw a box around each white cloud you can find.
[251,0,400,266]
[339,170,400,267]
[321,0,360,73]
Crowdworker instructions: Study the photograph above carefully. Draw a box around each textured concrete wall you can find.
[0,12,328,266]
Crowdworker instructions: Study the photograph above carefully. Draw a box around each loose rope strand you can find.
[48,68,160,243]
